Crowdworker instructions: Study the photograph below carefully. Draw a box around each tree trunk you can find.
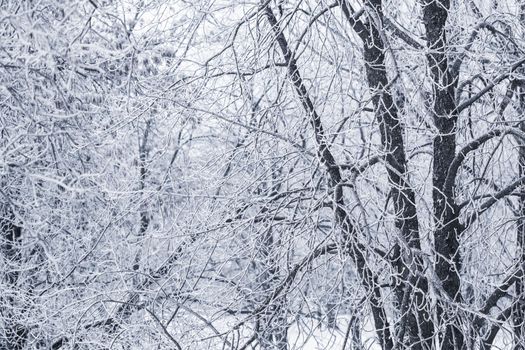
[513,82,525,350]
[1,205,27,350]
[420,1,464,349]
[257,227,288,350]
[340,1,434,349]
[264,6,394,350]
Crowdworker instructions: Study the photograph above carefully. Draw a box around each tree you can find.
[3,0,525,349]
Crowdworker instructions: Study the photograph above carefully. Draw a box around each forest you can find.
[2,0,525,349]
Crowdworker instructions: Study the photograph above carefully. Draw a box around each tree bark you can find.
[420,1,464,349]
[339,1,434,349]
[264,6,394,350]
[1,205,27,350]
[513,6,525,349]
[513,81,525,350]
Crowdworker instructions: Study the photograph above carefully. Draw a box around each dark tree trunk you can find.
[515,124,525,350]
[1,206,27,350]
[339,1,434,349]
[513,6,525,349]
[513,84,525,350]
[420,1,464,349]
[264,6,394,350]
[257,227,288,350]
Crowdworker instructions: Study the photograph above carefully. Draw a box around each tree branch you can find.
[465,175,525,226]
[456,57,525,113]
[444,128,525,197]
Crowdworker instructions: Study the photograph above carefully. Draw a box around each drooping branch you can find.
[452,22,515,76]
[444,127,525,197]
[479,262,525,316]
[465,175,525,226]
[456,57,525,113]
